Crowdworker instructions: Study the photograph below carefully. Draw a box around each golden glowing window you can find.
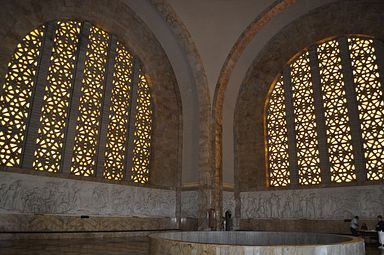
[317,40,356,183]
[34,21,81,172]
[349,37,384,181]
[0,20,153,184]
[103,42,133,181]
[71,26,109,176]
[266,76,290,187]
[131,72,152,184]
[266,35,384,188]
[0,26,45,167]
[291,52,321,185]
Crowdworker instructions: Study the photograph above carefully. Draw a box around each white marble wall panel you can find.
[181,190,199,218]
[223,191,235,215]
[241,185,384,219]
[0,172,176,217]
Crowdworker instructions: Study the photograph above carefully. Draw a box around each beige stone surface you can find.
[2,236,382,255]
[241,185,384,220]
[149,231,365,255]
[0,171,176,217]
[150,1,213,230]
[0,213,177,233]
[240,218,379,235]
[0,237,150,254]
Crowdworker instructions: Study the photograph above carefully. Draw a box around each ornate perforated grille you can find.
[131,72,152,184]
[103,42,133,181]
[266,35,384,187]
[33,21,81,172]
[290,52,321,185]
[317,40,356,183]
[266,76,290,187]
[1,20,154,183]
[0,26,45,166]
[71,26,109,176]
[349,37,384,181]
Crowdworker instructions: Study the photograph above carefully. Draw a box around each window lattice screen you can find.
[0,26,45,167]
[0,20,153,184]
[266,76,290,187]
[290,52,321,185]
[71,26,109,176]
[317,39,356,183]
[34,21,81,172]
[349,37,384,181]
[266,35,384,188]
[103,42,133,181]
[131,72,152,184]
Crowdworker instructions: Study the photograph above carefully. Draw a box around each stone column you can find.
[213,117,223,230]
[175,107,184,229]
[234,131,241,229]
[198,120,214,230]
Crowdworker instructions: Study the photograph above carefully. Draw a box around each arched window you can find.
[0,20,152,184]
[266,35,384,187]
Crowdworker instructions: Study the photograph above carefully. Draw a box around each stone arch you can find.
[235,0,384,191]
[207,0,296,225]
[149,1,213,228]
[0,0,182,187]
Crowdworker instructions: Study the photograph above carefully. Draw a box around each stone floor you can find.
[366,245,384,255]
[0,237,382,255]
[0,237,149,255]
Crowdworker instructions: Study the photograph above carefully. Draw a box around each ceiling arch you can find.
[219,0,339,187]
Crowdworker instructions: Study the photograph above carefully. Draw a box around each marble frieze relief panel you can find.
[180,190,199,218]
[223,191,235,214]
[241,185,384,220]
[0,172,176,217]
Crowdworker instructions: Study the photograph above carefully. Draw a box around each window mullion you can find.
[22,22,57,169]
[371,39,384,181]
[373,39,384,116]
[96,36,117,178]
[338,37,367,183]
[282,66,299,187]
[125,57,141,182]
[61,22,91,174]
[308,46,331,185]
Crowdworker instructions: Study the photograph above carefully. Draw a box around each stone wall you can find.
[180,190,235,230]
[0,214,177,233]
[0,0,182,188]
[235,0,384,191]
[0,1,183,235]
[180,190,199,218]
[0,171,175,217]
[180,191,235,217]
[240,185,384,233]
[223,191,235,216]
[0,171,177,232]
[239,219,379,235]
[241,185,384,220]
